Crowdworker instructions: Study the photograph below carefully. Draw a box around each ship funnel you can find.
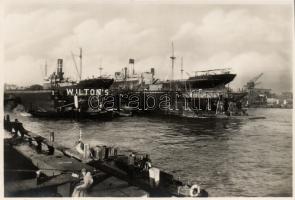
[151,68,155,76]
[57,59,64,81]
[124,67,128,80]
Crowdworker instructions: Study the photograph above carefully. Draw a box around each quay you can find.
[3,115,147,197]
[3,115,208,197]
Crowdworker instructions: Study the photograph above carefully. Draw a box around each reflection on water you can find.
[6,108,292,197]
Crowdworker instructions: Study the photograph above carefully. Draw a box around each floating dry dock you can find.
[3,115,208,197]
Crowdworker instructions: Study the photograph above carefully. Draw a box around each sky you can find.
[3,0,293,92]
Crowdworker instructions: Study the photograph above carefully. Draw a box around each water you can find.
[7,108,292,197]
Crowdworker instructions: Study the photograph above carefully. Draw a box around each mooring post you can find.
[36,170,41,185]
[84,144,90,159]
[28,137,33,146]
[6,114,10,122]
[19,123,25,138]
[4,115,10,130]
[48,145,54,155]
[114,147,118,156]
[49,132,55,143]
[12,119,20,137]
[48,132,55,154]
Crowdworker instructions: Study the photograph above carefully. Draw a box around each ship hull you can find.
[77,78,114,89]
[29,110,114,119]
[162,74,236,90]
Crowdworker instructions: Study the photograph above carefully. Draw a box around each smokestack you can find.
[151,68,155,76]
[57,59,64,81]
[129,59,135,75]
[124,67,128,80]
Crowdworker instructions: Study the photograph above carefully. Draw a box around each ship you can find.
[110,45,236,91]
[107,43,246,118]
[110,67,236,91]
[5,58,114,118]
[47,59,114,90]
[161,68,236,91]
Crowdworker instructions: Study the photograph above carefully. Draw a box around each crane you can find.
[245,73,263,89]
[185,72,191,77]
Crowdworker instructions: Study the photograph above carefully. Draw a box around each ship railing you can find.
[193,68,231,76]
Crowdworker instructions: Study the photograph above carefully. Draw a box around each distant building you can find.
[266,97,279,105]
[254,88,272,97]
[281,92,292,99]
[246,88,271,106]
[4,83,18,90]
[279,91,293,108]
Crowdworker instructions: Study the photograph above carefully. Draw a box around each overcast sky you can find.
[4,0,293,92]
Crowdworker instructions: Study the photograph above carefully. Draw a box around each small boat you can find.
[114,110,133,117]
[19,112,32,117]
[248,116,266,120]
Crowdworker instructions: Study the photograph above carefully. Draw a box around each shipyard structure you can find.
[4,48,247,119]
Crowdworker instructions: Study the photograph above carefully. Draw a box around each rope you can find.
[56,99,83,109]
[56,102,74,109]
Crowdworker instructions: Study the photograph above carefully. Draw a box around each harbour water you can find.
[7,108,292,197]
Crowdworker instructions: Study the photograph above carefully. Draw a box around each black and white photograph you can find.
[2,0,293,197]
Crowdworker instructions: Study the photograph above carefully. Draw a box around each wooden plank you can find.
[7,123,92,162]
[5,174,76,194]
[12,143,94,176]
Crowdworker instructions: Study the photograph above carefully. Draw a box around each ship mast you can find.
[79,48,82,80]
[170,42,176,90]
[99,59,103,77]
[45,60,48,77]
[99,67,103,77]
[180,57,183,80]
[129,58,135,76]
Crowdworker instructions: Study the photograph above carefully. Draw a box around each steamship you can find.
[5,58,114,118]
[110,67,236,91]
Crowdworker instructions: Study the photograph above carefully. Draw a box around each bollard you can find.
[48,145,54,155]
[101,146,106,160]
[11,119,19,137]
[4,114,10,131]
[105,146,109,160]
[28,137,33,146]
[36,170,41,185]
[49,132,55,143]
[114,147,118,156]
[19,123,25,138]
[98,146,103,160]
[6,114,10,122]
[84,144,90,159]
